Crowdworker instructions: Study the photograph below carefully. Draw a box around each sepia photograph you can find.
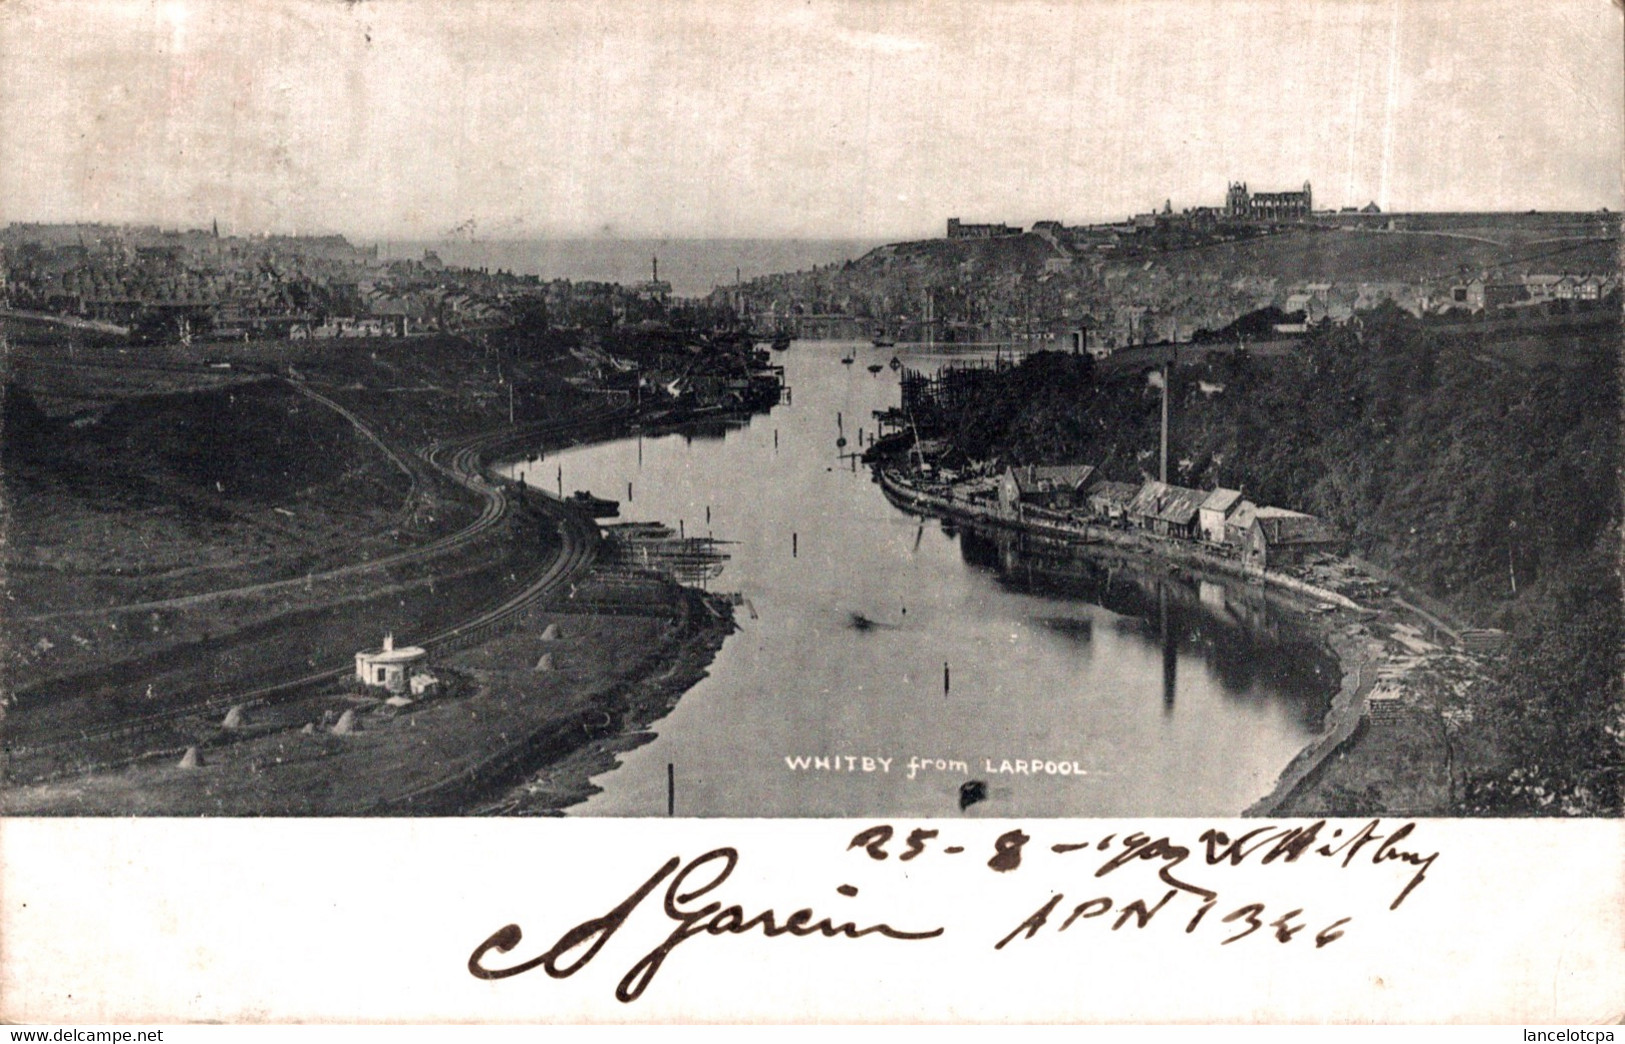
[1,0,1621,1025]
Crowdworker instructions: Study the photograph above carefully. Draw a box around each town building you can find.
[1127,480,1206,539]
[1225,499,1258,547]
[1086,480,1141,523]
[997,464,1096,516]
[1241,508,1345,572]
[1198,488,1243,544]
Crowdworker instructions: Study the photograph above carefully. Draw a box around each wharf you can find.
[875,467,1363,612]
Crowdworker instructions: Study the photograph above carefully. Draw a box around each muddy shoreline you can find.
[464,589,735,816]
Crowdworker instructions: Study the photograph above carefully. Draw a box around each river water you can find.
[506,341,1333,817]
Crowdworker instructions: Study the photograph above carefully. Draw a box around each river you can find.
[506,340,1334,817]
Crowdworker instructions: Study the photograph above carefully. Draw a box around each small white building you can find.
[355,633,427,695]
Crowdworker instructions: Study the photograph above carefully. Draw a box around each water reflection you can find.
[501,341,1336,818]
[957,525,1333,731]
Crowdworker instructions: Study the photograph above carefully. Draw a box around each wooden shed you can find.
[1127,480,1206,539]
[1241,508,1345,572]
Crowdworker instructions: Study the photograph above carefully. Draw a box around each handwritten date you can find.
[847,818,1438,911]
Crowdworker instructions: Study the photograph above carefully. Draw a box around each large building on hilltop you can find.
[1224,181,1313,221]
[946,218,1023,239]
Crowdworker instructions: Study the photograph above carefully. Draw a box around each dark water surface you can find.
[507,341,1333,817]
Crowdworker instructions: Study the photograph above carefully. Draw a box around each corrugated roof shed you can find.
[1201,488,1243,514]
[1011,464,1095,495]
[1088,480,1140,506]
[1128,480,1206,525]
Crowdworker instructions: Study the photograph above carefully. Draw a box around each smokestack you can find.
[652,255,658,283]
[1159,361,1170,484]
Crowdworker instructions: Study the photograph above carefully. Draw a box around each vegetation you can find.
[918,308,1621,814]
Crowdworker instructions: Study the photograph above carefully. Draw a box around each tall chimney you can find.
[1159,360,1170,484]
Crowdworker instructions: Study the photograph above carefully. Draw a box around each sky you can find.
[2,0,1620,239]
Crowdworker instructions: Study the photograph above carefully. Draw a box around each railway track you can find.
[19,380,588,621]
[5,406,627,774]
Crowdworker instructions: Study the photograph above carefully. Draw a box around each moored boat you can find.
[567,490,621,517]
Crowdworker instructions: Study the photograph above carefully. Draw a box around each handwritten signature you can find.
[468,846,943,1003]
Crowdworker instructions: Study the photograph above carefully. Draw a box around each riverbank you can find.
[874,465,1490,817]
[876,467,1363,610]
[4,323,778,811]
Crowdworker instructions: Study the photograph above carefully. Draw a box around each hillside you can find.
[4,375,417,582]
[903,309,1622,814]
[1106,225,1615,285]
[728,212,1617,346]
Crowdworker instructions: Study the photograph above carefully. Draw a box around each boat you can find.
[770,332,792,351]
[872,336,896,348]
[567,490,621,517]
[840,353,855,365]
[867,364,884,374]
[888,356,902,371]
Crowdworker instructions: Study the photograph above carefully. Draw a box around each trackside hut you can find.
[1242,508,1346,572]
[355,633,427,695]
[1127,480,1205,539]
[998,464,1096,517]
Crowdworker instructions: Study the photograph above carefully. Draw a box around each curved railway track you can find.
[6,403,630,773]
[20,380,547,620]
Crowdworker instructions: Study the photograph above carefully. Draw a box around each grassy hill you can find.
[1114,225,1615,285]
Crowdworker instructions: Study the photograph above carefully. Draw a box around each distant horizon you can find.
[4,0,1617,239]
[5,203,1619,246]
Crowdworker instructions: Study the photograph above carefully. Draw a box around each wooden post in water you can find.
[667,762,675,816]
[944,661,950,695]
[792,532,798,557]
[628,481,633,502]
[557,465,563,497]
